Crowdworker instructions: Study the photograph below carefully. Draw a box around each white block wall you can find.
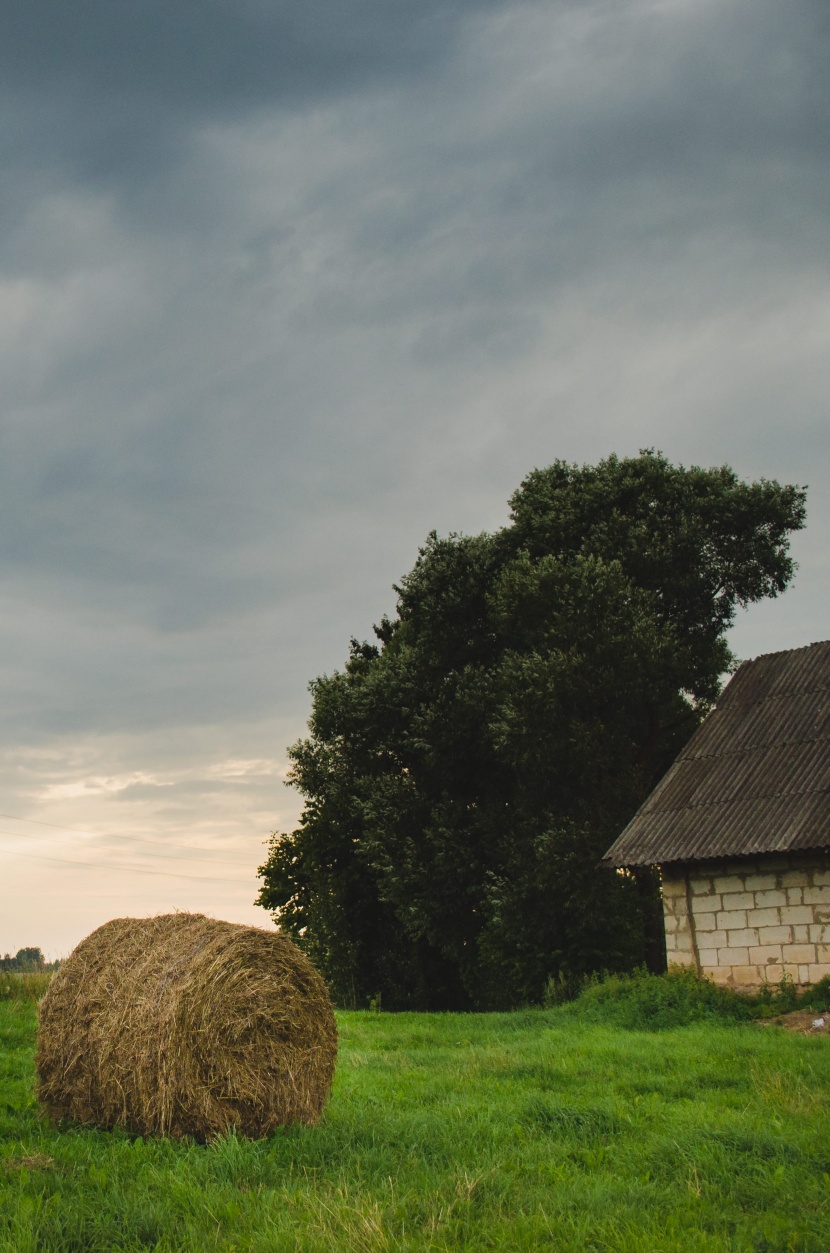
[662,853,830,989]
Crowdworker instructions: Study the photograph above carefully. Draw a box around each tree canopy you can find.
[0,947,48,972]
[257,452,806,1009]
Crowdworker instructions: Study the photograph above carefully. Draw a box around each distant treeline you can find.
[0,948,60,973]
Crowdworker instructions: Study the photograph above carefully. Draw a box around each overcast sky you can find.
[1,0,828,959]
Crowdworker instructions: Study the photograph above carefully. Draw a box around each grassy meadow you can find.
[1,980,830,1251]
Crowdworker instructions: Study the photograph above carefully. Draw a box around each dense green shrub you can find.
[553,966,754,1029]
[551,966,830,1030]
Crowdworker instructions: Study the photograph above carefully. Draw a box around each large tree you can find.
[258,452,806,1009]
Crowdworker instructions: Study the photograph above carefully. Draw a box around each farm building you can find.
[603,640,830,990]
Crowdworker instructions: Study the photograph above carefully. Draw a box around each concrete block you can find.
[815,945,830,963]
[671,932,693,953]
[745,873,778,892]
[759,966,785,984]
[714,875,745,894]
[717,910,747,930]
[725,929,759,948]
[782,965,803,982]
[690,877,715,896]
[798,965,811,984]
[690,894,721,914]
[747,907,781,928]
[811,869,830,887]
[731,965,762,986]
[755,889,787,908]
[695,912,717,932]
[786,888,803,906]
[668,951,696,968]
[815,908,830,925]
[758,925,791,945]
[661,877,687,898]
[706,966,732,985]
[698,948,719,967]
[808,924,830,944]
[780,906,812,925]
[803,886,830,906]
[722,892,754,911]
[791,925,809,943]
[781,870,810,887]
[808,964,830,983]
[782,944,816,963]
[719,947,749,965]
[748,945,783,965]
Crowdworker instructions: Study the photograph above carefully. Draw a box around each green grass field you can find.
[1,991,829,1251]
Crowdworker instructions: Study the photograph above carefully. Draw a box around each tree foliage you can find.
[257,452,806,1009]
[0,948,49,972]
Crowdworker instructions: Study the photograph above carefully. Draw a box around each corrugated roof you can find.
[603,639,830,867]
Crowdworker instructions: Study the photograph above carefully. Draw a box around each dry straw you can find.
[36,913,337,1141]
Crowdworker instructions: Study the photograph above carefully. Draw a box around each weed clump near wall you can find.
[36,913,337,1141]
[550,966,830,1029]
[552,966,756,1029]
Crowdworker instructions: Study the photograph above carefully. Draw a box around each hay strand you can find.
[36,913,337,1141]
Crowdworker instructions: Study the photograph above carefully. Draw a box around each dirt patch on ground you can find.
[756,1010,830,1034]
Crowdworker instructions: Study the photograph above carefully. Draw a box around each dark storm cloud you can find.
[1,0,828,619]
[0,0,825,214]
[0,0,509,189]
[2,0,504,105]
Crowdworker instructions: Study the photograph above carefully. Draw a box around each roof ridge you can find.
[738,639,830,666]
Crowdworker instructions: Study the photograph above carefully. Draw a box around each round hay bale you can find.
[36,913,337,1141]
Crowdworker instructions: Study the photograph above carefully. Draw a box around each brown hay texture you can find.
[35,913,337,1141]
